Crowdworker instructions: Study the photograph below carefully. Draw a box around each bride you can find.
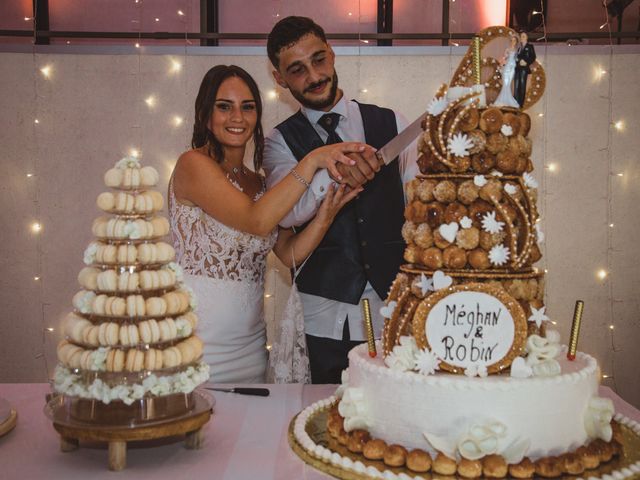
[493,35,520,108]
[169,65,365,383]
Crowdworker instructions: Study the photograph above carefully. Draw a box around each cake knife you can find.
[204,387,270,397]
[375,111,428,165]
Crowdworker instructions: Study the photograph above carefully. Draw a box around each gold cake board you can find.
[289,402,640,480]
[46,390,213,471]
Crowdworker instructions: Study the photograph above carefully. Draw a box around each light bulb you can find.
[609,223,614,228]
[46,327,54,332]
[609,325,614,330]
[40,65,51,78]
[145,96,156,107]
[130,149,140,158]
[34,276,41,281]
[616,173,624,177]
[34,119,39,124]
[360,88,368,93]
[264,293,272,298]
[135,43,140,48]
[26,173,34,177]
[614,120,624,131]
[267,90,277,100]
[177,10,184,16]
[172,116,183,127]
[171,60,182,72]
[597,269,608,280]
[31,222,42,233]
[547,163,557,172]
[155,18,160,22]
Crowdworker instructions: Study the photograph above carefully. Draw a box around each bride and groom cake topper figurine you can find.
[495,31,537,108]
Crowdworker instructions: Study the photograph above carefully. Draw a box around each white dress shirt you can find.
[263,95,419,341]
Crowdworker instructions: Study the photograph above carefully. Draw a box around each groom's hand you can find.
[330,146,380,188]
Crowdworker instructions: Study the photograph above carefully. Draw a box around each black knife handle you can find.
[233,388,270,396]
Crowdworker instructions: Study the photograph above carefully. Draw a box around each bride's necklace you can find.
[223,159,247,183]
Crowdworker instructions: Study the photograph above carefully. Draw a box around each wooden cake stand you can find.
[45,390,213,471]
[0,398,17,438]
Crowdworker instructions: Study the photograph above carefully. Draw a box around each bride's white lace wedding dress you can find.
[169,176,276,383]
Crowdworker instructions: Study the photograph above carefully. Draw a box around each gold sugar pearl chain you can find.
[488,194,519,268]
[445,99,480,168]
[396,298,419,344]
[380,275,409,357]
[505,194,533,269]
[383,287,410,356]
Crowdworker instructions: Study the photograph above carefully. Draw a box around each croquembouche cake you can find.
[291,27,640,480]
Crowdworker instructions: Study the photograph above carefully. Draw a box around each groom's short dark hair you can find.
[267,16,327,69]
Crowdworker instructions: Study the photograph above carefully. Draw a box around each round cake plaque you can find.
[413,283,527,374]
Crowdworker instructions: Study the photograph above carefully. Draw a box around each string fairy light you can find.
[29,0,54,380]
[601,3,619,390]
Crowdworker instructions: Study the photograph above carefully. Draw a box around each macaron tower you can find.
[53,156,209,423]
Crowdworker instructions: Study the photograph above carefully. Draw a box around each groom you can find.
[263,16,418,383]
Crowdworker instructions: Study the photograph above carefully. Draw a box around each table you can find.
[0,384,638,479]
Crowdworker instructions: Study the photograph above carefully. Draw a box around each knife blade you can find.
[204,387,270,397]
[375,111,427,165]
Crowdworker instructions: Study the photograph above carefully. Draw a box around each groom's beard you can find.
[291,72,340,111]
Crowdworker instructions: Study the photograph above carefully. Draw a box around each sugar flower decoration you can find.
[427,96,449,116]
[379,301,397,319]
[416,273,434,296]
[500,124,514,137]
[535,223,545,244]
[490,170,504,177]
[481,211,505,234]
[460,216,473,229]
[414,348,440,376]
[504,183,517,195]
[115,156,141,169]
[523,172,538,189]
[384,336,419,372]
[464,364,488,378]
[447,132,474,157]
[528,306,549,328]
[584,396,615,442]
[489,244,510,266]
[473,175,487,187]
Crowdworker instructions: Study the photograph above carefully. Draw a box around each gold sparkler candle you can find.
[472,36,481,85]
[567,300,584,361]
[361,298,377,358]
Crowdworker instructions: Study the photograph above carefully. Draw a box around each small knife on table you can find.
[204,387,270,397]
[374,111,427,165]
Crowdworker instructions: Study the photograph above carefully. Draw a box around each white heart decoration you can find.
[438,222,459,243]
[510,357,533,378]
[432,270,453,290]
[379,301,397,319]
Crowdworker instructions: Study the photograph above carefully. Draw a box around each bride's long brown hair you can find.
[191,65,264,172]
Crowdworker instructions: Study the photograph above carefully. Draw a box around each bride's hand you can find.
[315,183,363,227]
[304,142,366,181]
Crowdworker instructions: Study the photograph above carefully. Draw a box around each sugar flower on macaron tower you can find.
[53,156,209,409]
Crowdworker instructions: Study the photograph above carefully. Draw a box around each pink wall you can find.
[1,0,639,45]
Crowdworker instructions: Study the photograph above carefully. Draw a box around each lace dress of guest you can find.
[169,175,277,383]
[494,49,520,108]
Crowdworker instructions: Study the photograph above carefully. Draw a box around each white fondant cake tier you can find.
[340,342,600,461]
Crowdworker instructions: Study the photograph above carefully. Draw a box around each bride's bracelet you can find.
[290,167,310,189]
